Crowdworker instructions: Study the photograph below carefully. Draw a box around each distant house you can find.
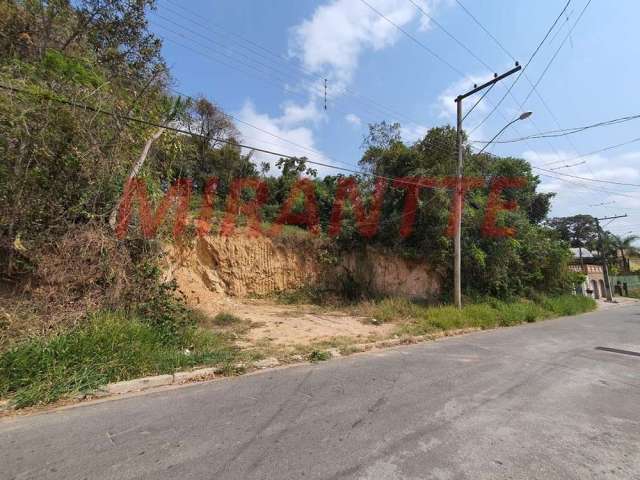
[568,248,608,299]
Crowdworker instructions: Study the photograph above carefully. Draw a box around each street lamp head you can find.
[518,111,533,121]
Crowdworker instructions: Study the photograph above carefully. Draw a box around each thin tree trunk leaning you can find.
[108,127,166,230]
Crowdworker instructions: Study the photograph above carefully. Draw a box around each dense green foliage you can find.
[321,122,573,299]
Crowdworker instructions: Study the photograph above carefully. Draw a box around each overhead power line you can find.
[152,2,466,161]
[358,0,465,77]
[471,112,640,144]
[406,0,493,73]
[469,0,571,134]
[0,82,456,191]
[549,160,586,170]
[454,0,516,62]
[521,0,593,105]
[454,0,595,180]
[364,0,567,180]
[160,0,422,128]
[357,0,624,200]
[468,144,638,198]
[531,165,640,188]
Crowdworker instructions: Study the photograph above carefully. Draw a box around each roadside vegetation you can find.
[366,295,596,336]
[0,0,607,411]
[0,309,242,409]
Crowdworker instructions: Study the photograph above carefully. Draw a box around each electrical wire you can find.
[462,82,495,122]
[521,0,593,106]
[158,34,462,163]
[0,82,457,192]
[406,0,493,73]
[406,0,579,179]
[358,0,466,77]
[455,0,596,182]
[549,160,586,170]
[151,12,465,161]
[469,0,571,135]
[453,0,590,179]
[454,0,516,62]
[532,166,640,188]
[159,0,428,129]
[469,144,639,197]
[472,112,640,144]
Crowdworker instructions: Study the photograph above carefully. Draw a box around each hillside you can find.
[0,0,590,410]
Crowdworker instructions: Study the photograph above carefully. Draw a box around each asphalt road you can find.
[2,303,639,480]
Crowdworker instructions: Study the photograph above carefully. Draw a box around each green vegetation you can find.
[363,295,597,336]
[212,312,244,326]
[0,311,240,409]
[308,350,331,362]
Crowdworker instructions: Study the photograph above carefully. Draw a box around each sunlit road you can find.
[2,303,639,479]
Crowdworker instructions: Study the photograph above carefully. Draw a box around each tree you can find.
[72,0,164,84]
[547,215,598,265]
[610,234,640,273]
[361,121,401,151]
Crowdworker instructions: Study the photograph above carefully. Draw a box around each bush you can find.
[0,311,239,408]
[308,350,331,362]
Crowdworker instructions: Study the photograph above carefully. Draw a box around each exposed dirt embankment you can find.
[166,233,443,347]
[166,233,441,305]
[342,249,441,301]
[166,233,442,306]
[165,234,322,303]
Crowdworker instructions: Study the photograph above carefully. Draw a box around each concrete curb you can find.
[94,328,479,397]
[101,367,222,397]
[99,328,483,397]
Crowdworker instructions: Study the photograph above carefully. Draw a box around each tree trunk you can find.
[108,127,166,230]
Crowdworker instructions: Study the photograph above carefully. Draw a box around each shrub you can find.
[308,350,331,362]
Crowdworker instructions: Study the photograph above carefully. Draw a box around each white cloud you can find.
[400,123,428,143]
[520,149,640,218]
[236,100,337,176]
[232,0,447,178]
[289,0,433,91]
[434,74,494,142]
[345,113,362,127]
[278,100,326,127]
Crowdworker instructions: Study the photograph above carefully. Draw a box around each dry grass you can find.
[0,223,165,348]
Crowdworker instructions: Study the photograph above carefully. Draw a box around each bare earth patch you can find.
[191,297,393,347]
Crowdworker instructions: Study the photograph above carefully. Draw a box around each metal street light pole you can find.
[476,111,532,155]
[453,64,522,309]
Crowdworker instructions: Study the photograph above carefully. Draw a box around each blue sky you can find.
[148,0,640,236]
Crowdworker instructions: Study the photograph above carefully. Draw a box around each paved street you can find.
[2,304,639,480]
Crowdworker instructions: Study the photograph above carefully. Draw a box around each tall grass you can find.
[367,295,596,337]
[0,311,239,408]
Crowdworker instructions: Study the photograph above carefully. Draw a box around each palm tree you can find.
[611,234,640,273]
